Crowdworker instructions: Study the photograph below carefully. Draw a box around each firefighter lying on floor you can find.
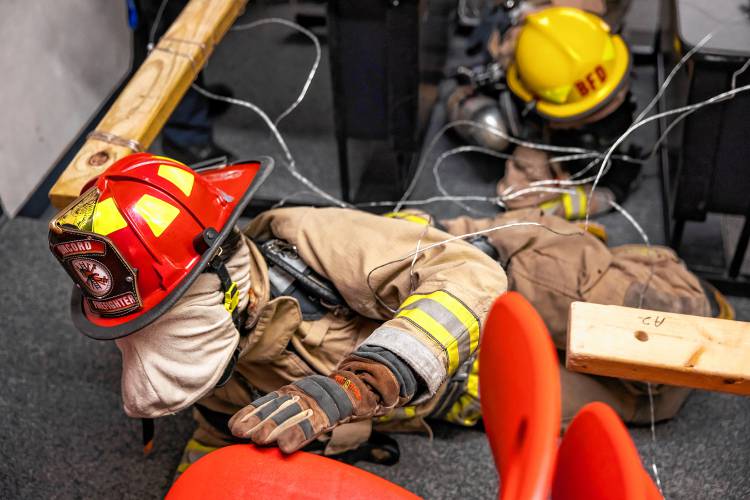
[48,153,507,471]
[436,209,733,427]
[49,153,727,474]
[449,5,642,219]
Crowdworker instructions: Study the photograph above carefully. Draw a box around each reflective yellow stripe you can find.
[383,211,430,226]
[399,290,480,353]
[446,395,466,422]
[377,406,417,422]
[562,187,588,220]
[399,293,422,310]
[133,194,180,237]
[562,192,574,219]
[435,292,480,353]
[158,164,194,196]
[445,356,482,427]
[467,359,479,399]
[446,394,482,426]
[177,439,219,473]
[92,197,128,236]
[540,84,572,104]
[398,307,460,373]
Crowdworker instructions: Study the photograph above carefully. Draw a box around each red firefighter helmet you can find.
[49,153,272,340]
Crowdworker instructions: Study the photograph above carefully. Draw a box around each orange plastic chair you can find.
[166,444,420,500]
[479,292,562,500]
[552,402,663,500]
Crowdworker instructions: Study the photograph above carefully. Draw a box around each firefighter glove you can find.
[228,354,409,453]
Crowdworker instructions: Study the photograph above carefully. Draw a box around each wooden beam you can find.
[566,302,750,396]
[48,0,247,209]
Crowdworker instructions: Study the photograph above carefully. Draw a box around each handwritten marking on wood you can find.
[566,302,750,396]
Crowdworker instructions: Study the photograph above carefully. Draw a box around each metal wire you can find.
[585,83,750,227]
[394,119,601,212]
[231,18,321,128]
[148,0,170,51]
[191,17,350,209]
[365,221,583,313]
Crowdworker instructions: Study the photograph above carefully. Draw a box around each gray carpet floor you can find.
[3,1,750,499]
[2,216,749,499]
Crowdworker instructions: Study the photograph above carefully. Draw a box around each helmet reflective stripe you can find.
[133,194,181,238]
[540,84,572,104]
[158,164,195,196]
[92,197,128,236]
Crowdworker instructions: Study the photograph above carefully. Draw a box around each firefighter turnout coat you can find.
[192,207,507,447]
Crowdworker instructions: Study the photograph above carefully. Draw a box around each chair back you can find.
[166,445,420,500]
[479,292,562,500]
[552,402,663,500]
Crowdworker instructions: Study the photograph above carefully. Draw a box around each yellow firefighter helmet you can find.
[506,6,630,122]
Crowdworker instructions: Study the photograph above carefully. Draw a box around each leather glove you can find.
[228,349,416,453]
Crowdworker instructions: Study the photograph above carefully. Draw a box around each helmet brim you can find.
[507,35,631,123]
[70,156,274,340]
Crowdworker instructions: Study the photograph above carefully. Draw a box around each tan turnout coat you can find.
[193,207,508,448]
[441,209,711,425]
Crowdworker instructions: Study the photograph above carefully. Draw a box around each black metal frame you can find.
[656,2,750,297]
[327,0,420,203]
[0,198,6,231]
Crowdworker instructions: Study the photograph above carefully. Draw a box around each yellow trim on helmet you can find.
[92,197,128,236]
[133,194,180,238]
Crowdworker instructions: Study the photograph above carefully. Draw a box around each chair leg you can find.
[728,207,750,278]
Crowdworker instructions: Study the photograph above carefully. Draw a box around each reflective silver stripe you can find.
[362,326,446,395]
[400,298,471,366]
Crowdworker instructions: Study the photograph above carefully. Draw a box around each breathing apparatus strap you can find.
[208,255,242,331]
[207,252,244,389]
[196,226,245,331]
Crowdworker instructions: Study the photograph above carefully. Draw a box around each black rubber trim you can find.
[293,377,341,423]
[353,346,417,400]
[70,157,275,340]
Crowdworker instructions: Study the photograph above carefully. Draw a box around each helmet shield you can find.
[50,188,142,317]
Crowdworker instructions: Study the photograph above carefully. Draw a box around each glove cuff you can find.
[336,358,402,415]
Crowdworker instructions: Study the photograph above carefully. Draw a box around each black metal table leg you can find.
[728,203,750,278]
